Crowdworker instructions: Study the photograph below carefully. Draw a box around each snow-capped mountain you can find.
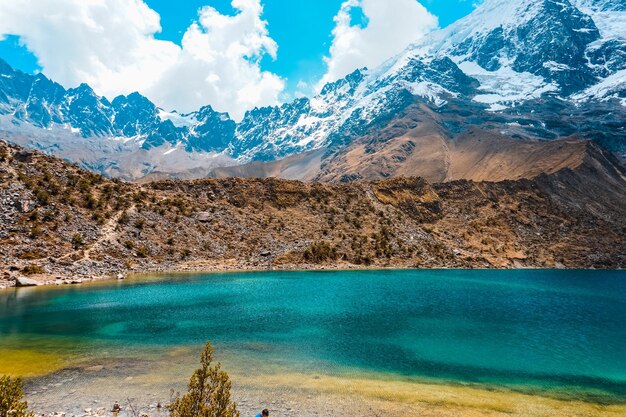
[0,0,624,180]
[421,0,626,103]
[231,0,625,162]
[0,59,236,153]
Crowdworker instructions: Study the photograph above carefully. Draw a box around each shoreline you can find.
[1,261,393,290]
[2,261,623,291]
[22,365,626,417]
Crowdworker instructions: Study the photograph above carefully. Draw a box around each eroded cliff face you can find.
[1,139,624,288]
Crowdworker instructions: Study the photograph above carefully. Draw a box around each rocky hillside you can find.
[1,140,624,288]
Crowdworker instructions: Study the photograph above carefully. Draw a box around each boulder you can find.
[13,199,35,213]
[195,212,213,223]
[13,150,33,163]
[15,276,39,287]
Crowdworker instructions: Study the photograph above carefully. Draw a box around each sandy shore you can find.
[24,368,626,417]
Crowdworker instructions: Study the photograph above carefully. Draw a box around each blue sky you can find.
[147,0,477,95]
[0,0,478,118]
[0,0,475,92]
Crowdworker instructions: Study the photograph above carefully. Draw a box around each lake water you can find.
[1,269,625,404]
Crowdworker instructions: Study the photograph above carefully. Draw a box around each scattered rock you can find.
[15,276,39,287]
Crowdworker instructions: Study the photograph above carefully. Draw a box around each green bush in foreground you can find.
[0,376,34,417]
[169,342,240,417]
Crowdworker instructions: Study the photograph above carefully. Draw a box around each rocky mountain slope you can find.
[1,140,624,288]
[0,0,624,181]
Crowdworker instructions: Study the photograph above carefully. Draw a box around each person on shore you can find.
[112,401,121,417]
[255,409,269,417]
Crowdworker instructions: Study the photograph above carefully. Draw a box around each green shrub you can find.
[118,211,129,225]
[83,193,97,209]
[35,189,50,205]
[303,241,338,263]
[71,234,84,249]
[29,226,43,238]
[22,264,45,275]
[168,342,240,417]
[0,376,33,417]
[136,245,150,258]
[28,209,39,222]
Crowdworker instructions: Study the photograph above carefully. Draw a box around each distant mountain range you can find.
[1,0,625,180]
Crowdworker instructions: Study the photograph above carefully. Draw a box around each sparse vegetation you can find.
[0,139,625,283]
[22,264,45,275]
[304,241,338,263]
[136,245,150,258]
[168,342,240,417]
[134,219,145,230]
[71,233,84,249]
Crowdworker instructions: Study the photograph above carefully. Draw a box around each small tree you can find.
[71,233,84,249]
[169,342,240,417]
[0,376,34,417]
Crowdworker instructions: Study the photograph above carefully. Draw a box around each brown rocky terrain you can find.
[208,104,608,184]
[1,139,625,288]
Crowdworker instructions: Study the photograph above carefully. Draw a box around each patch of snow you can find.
[458,61,558,108]
[163,146,179,156]
[572,69,626,105]
[543,61,573,72]
[112,134,144,143]
[157,109,196,128]
[296,115,322,129]
[572,0,626,39]
[420,0,543,55]
[404,81,452,107]
[488,104,508,112]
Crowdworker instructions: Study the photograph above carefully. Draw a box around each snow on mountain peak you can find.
[0,0,624,172]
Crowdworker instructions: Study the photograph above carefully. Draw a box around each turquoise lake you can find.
[1,269,625,401]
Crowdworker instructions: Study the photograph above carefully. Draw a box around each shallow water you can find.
[1,269,625,403]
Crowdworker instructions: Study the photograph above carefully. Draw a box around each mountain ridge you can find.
[0,0,624,180]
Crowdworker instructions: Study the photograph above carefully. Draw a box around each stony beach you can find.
[23,366,626,417]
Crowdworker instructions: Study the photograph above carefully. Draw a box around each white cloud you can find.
[318,0,438,90]
[0,0,284,120]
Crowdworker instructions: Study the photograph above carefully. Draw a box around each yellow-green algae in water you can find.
[232,372,626,417]
[0,348,66,377]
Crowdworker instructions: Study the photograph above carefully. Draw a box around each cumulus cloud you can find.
[0,0,283,120]
[318,0,438,90]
